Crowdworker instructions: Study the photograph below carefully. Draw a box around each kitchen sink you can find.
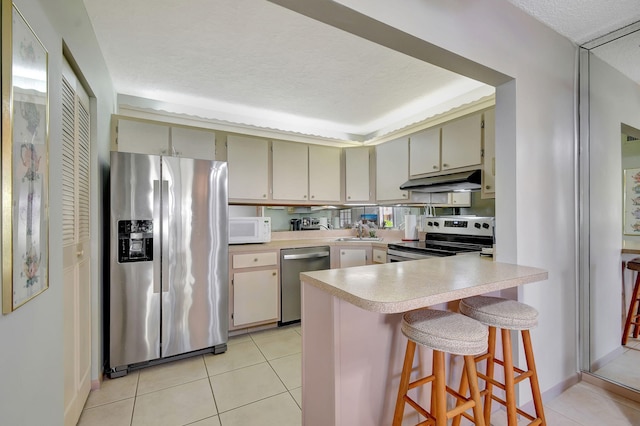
[334,237,383,242]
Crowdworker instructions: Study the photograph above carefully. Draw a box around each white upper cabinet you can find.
[309,145,341,202]
[114,117,216,160]
[482,108,496,198]
[441,113,482,171]
[115,118,170,155]
[227,135,270,201]
[272,140,309,201]
[171,126,216,160]
[345,147,371,203]
[409,127,441,176]
[376,137,409,202]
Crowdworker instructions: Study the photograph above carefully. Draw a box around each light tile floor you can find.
[79,325,640,426]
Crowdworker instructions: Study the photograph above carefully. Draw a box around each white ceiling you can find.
[507,0,640,84]
[82,0,640,141]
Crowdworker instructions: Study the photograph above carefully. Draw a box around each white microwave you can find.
[229,217,271,244]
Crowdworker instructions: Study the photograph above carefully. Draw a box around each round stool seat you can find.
[459,296,538,330]
[628,258,640,272]
[402,309,488,356]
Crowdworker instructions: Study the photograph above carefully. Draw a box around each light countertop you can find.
[300,254,548,314]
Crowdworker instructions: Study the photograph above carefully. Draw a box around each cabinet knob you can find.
[77,250,84,258]
[311,195,315,199]
[262,194,266,198]
[254,258,258,262]
[348,196,351,199]
[443,163,449,168]
[485,185,491,190]
[272,272,276,276]
[402,193,407,197]
[303,195,307,199]
[433,165,438,169]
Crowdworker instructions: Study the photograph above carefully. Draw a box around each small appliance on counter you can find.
[290,218,302,231]
[229,216,271,244]
[301,217,320,230]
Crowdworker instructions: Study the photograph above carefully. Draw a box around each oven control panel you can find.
[424,216,494,237]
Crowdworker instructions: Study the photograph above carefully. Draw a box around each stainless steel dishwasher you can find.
[279,246,330,326]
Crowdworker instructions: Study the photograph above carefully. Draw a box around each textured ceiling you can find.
[82,0,640,140]
[507,0,640,84]
[81,0,489,141]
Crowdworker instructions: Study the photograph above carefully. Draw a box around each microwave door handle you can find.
[153,180,161,294]
[161,180,169,293]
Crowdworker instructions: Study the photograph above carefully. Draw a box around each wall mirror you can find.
[580,20,640,393]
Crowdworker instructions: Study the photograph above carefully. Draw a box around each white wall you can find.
[280,0,579,402]
[0,0,114,424]
[589,55,640,363]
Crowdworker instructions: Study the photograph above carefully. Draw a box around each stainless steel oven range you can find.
[387,216,494,262]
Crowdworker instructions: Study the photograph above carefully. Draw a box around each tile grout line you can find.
[203,354,223,425]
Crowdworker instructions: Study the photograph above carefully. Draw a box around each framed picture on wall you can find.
[1,0,50,313]
[623,168,640,235]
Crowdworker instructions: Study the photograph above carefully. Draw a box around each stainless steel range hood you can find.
[399,170,482,193]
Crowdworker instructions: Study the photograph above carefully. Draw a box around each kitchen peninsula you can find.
[300,254,548,426]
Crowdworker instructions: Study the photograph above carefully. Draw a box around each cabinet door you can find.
[372,248,387,264]
[309,145,341,202]
[227,135,270,200]
[410,127,440,176]
[482,109,496,198]
[450,192,471,206]
[441,113,482,171]
[116,119,169,155]
[339,248,367,267]
[233,269,279,326]
[345,147,371,202]
[272,141,309,201]
[171,127,215,160]
[376,137,409,201]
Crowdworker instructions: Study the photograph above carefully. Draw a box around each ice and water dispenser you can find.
[117,220,154,263]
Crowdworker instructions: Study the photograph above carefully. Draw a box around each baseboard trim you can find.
[591,346,626,371]
[582,372,640,403]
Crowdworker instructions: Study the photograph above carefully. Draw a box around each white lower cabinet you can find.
[233,269,279,326]
[230,251,279,328]
[373,248,387,264]
[338,248,370,268]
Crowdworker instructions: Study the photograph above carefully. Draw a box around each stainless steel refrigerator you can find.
[107,151,228,378]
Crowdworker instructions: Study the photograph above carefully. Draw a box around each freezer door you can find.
[109,152,161,368]
[161,156,228,358]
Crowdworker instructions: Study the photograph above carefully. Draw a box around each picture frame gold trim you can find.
[2,0,49,313]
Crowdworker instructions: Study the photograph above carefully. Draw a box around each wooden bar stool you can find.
[622,258,640,346]
[456,296,546,426]
[393,309,488,426]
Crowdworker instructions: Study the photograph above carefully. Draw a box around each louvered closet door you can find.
[61,58,92,426]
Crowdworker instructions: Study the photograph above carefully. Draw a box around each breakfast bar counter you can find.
[300,255,548,426]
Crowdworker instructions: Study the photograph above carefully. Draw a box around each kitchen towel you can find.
[404,215,418,240]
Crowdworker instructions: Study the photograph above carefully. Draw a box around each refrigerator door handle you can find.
[161,180,170,293]
[153,180,162,294]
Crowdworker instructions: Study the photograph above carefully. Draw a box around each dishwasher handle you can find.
[283,251,330,260]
